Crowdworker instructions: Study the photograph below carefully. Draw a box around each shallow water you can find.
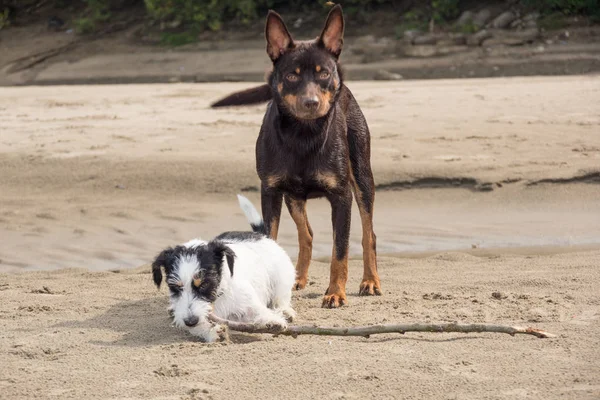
[2,186,599,273]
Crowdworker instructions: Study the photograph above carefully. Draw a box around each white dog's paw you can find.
[189,323,229,343]
[281,307,296,323]
[205,324,229,343]
[261,314,288,332]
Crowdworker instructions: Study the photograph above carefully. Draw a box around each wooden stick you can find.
[208,314,556,339]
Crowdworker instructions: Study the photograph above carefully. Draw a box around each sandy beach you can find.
[1,76,600,399]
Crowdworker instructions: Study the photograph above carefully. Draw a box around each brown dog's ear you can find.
[265,10,294,62]
[318,4,344,58]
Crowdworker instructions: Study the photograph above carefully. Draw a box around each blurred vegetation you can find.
[0,5,11,30]
[0,0,598,38]
[523,0,600,16]
[74,0,111,34]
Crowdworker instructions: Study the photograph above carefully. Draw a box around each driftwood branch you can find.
[208,314,556,339]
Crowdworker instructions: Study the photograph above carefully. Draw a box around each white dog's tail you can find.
[237,194,266,235]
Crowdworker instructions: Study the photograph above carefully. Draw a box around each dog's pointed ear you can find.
[151,248,174,288]
[265,10,294,62]
[318,4,344,58]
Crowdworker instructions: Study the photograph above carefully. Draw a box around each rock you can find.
[354,35,377,47]
[47,16,64,31]
[457,10,474,25]
[524,19,538,29]
[467,29,492,46]
[412,34,437,45]
[437,33,467,46]
[473,9,493,28]
[482,29,540,47]
[491,291,507,300]
[401,45,438,58]
[403,30,422,42]
[373,70,403,81]
[350,36,395,63]
[510,19,524,29]
[167,19,182,29]
[351,35,393,53]
[435,45,469,56]
[513,28,540,43]
[491,11,516,29]
[523,12,540,22]
[400,44,466,58]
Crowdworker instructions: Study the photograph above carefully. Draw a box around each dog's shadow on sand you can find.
[53,296,262,347]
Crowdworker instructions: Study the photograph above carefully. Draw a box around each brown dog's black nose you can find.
[303,98,319,111]
[184,316,199,327]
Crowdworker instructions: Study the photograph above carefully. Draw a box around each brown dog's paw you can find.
[359,280,382,296]
[322,293,347,308]
[293,279,307,291]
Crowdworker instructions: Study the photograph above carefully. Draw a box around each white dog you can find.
[151,195,296,342]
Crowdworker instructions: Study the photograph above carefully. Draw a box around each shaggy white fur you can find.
[153,195,296,342]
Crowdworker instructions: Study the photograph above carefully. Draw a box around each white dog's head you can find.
[151,239,235,329]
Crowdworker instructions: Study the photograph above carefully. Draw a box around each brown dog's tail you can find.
[210,84,272,108]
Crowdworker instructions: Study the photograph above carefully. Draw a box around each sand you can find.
[1,76,600,399]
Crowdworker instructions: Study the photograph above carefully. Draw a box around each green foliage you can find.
[74,17,95,34]
[431,0,460,24]
[75,0,112,34]
[0,8,10,30]
[159,30,198,46]
[538,12,569,29]
[521,0,600,18]
[143,0,273,32]
[394,9,428,37]
[4,0,599,41]
[455,21,478,33]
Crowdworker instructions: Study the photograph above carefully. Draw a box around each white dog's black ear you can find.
[206,241,236,277]
[223,246,235,277]
[151,248,175,288]
[318,4,344,58]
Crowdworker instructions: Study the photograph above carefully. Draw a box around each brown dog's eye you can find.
[286,74,299,82]
[319,71,330,79]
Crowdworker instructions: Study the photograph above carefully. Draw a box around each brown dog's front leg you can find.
[285,196,313,291]
[322,190,352,308]
[350,170,382,296]
[261,185,283,240]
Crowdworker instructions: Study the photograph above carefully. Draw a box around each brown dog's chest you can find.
[256,101,351,198]
[262,165,345,198]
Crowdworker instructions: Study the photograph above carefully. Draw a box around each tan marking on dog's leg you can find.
[269,215,280,241]
[285,197,313,290]
[322,237,348,308]
[349,172,381,296]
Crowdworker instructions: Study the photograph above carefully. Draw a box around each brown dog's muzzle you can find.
[302,95,320,112]
[284,82,332,120]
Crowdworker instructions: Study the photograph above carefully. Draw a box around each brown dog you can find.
[211,5,382,308]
